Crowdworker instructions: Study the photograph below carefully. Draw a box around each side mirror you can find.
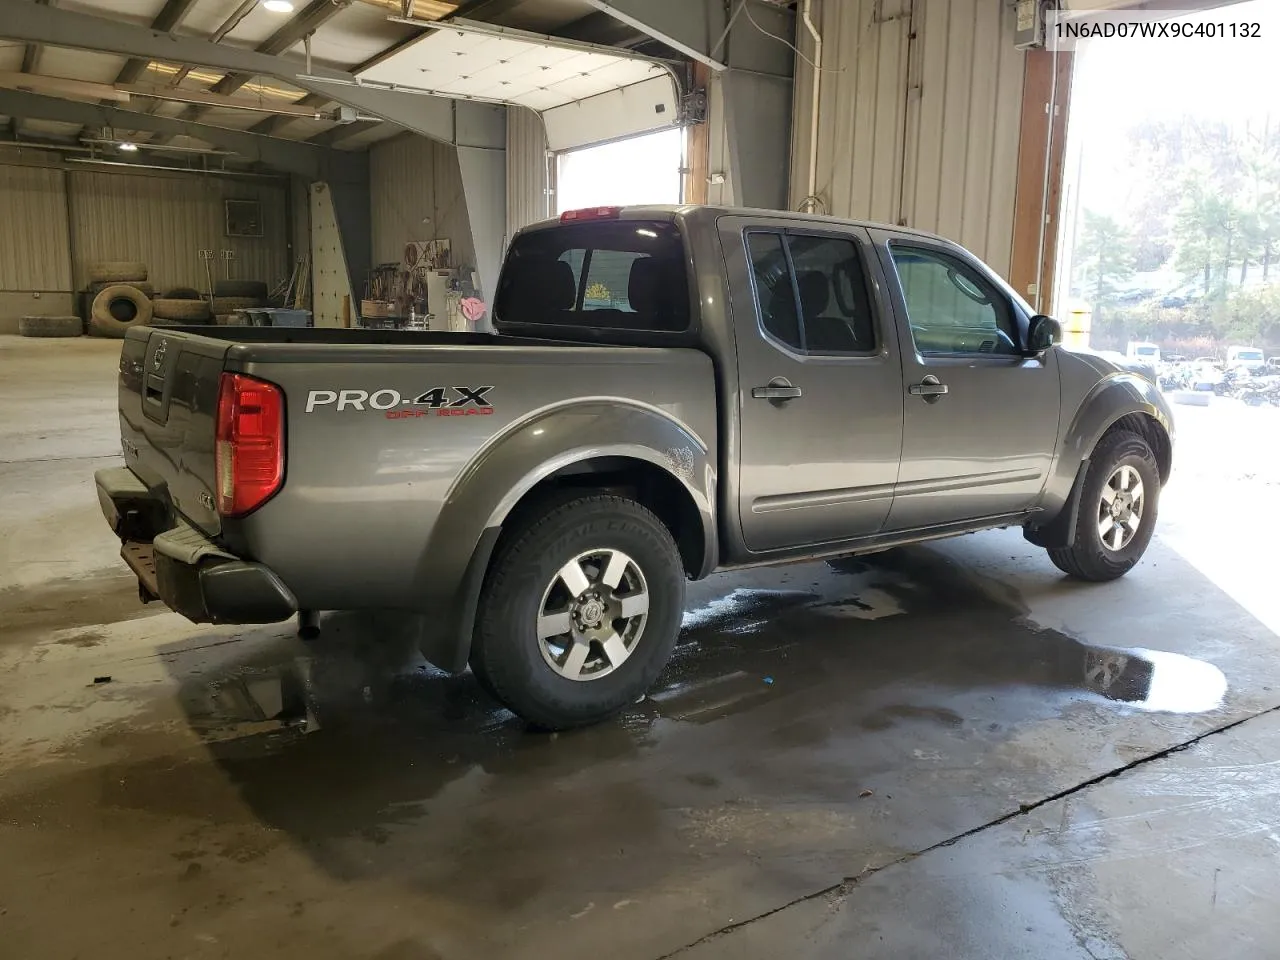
[1026,315,1061,356]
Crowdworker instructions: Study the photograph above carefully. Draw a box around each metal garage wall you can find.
[506,106,549,242]
[706,71,738,206]
[789,0,1026,278]
[67,169,289,293]
[369,134,476,275]
[0,159,72,292]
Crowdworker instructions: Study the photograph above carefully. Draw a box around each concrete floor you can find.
[2,334,1279,960]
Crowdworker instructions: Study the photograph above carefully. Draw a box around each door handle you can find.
[908,375,949,400]
[752,378,802,400]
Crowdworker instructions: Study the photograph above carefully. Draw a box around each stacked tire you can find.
[151,297,212,326]
[19,316,82,338]
[87,261,152,339]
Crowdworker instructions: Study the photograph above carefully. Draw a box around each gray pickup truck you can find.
[95,204,1174,728]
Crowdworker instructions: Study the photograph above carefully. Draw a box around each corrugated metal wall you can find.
[369,134,476,273]
[706,72,738,206]
[67,169,289,292]
[789,0,1026,277]
[506,106,549,242]
[0,160,72,291]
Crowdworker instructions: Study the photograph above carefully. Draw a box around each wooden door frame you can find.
[1009,48,1074,314]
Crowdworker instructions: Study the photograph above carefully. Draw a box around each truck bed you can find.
[115,324,717,613]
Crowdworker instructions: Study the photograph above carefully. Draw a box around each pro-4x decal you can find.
[305,386,495,414]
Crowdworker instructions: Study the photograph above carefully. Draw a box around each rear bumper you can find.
[95,466,297,624]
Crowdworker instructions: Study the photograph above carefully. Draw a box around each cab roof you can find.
[521,204,951,244]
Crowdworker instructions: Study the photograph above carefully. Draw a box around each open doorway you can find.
[555,128,685,213]
[1052,0,1280,633]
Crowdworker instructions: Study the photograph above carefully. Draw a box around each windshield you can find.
[1235,349,1263,361]
[1135,346,1157,356]
[494,220,689,332]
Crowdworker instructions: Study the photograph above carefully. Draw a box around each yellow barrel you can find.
[1062,301,1092,349]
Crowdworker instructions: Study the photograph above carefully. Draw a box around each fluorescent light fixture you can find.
[262,0,294,12]
[118,142,139,152]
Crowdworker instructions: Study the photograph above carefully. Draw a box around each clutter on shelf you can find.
[359,238,486,331]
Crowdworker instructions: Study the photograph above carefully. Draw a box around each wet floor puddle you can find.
[178,571,1228,747]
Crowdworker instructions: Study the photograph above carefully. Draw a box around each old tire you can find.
[89,261,147,284]
[89,284,153,338]
[164,286,201,300]
[471,496,685,729]
[89,279,153,297]
[213,279,268,300]
[215,314,249,326]
[152,298,211,322]
[212,296,261,315]
[1047,429,1160,582]
[18,315,82,338]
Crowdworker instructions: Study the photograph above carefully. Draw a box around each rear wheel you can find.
[470,495,684,729]
[1047,429,1160,581]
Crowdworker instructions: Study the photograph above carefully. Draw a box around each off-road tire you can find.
[1048,429,1160,582]
[89,279,153,297]
[89,261,147,284]
[152,298,212,322]
[163,286,202,300]
[18,315,82,337]
[89,284,153,337]
[211,296,261,315]
[471,496,685,729]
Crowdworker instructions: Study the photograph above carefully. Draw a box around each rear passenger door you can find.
[720,217,905,552]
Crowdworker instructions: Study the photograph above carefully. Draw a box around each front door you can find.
[872,233,1060,531]
[721,217,906,552]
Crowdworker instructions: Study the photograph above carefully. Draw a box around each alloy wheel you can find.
[1098,464,1145,552]
[536,548,650,681]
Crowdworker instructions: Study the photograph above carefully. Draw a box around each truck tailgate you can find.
[118,326,233,537]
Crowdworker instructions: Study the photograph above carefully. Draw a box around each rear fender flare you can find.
[412,400,716,672]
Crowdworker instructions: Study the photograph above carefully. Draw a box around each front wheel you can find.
[470,495,685,729]
[1047,429,1160,582]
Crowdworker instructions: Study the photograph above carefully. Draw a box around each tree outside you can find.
[1057,4,1280,359]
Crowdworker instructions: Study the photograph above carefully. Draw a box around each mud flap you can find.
[1024,458,1090,548]
[417,526,502,674]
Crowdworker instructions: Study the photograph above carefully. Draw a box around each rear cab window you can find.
[495,220,690,332]
[745,230,877,355]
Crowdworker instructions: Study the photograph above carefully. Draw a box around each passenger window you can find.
[889,246,1019,356]
[747,232,801,349]
[746,231,876,355]
[787,235,875,352]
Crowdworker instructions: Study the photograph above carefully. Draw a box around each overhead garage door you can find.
[358,19,681,152]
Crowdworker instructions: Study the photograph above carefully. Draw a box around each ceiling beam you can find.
[306,119,380,147]
[202,0,354,104]
[250,92,327,135]
[578,0,795,76]
[0,86,358,181]
[0,70,131,102]
[0,0,471,144]
[0,73,326,134]
[351,0,457,17]
[122,82,329,117]
[20,0,53,75]
[115,0,200,84]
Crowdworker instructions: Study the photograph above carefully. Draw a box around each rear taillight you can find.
[215,372,284,517]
